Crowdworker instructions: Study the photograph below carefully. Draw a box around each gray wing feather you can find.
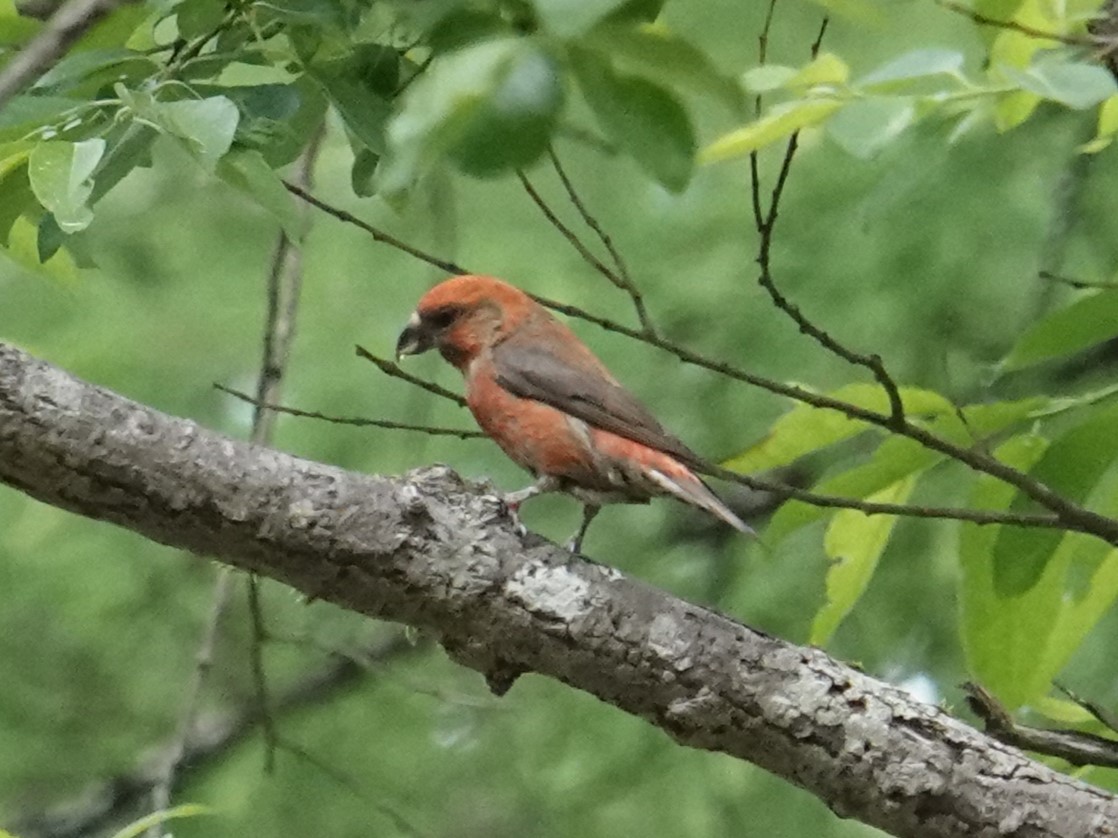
[492,342,710,473]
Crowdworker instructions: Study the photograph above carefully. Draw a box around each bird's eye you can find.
[426,307,460,330]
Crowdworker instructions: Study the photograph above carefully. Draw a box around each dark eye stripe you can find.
[426,306,461,329]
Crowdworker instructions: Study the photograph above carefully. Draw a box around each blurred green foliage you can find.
[2,0,1118,834]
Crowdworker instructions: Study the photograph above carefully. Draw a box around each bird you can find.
[395,275,752,552]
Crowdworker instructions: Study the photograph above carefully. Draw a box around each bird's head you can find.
[396,275,535,369]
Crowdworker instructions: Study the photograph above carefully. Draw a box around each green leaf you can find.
[217,149,302,240]
[88,123,156,204]
[32,48,156,93]
[1002,290,1118,371]
[0,95,84,142]
[991,401,1118,596]
[37,212,65,261]
[445,43,565,177]
[142,96,239,170]
[0,143,34,245]
[254,0,347,29]
[175,0,227,39]
[858,48,965,89]
[0,215,78,282]
[826,97,915,158]
[585,23,744,113]
[428,7,515,54]
[811,476,917,645]
[380,37,564,192]
[109,804,215,838]
[532,0,630,37]
[700,99,842,163]
[788,52,850,88]
[382,38,563,192]
[601,0,663,23]
[960,432,1053,709]
[993,89,1040,131]
[0,0,42,44]
[723,384,954,474]
[572,48,694,191]
[1001,61,1117,109]
[234,77,326,167]
[742,65,797,94]
[28,138,104,233]
[350,146,379,197]
[1036,535,1118,694]
[1083,93,1118,153]
[310,66,391,154]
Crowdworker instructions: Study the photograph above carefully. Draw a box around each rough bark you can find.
[1,340,1116,838]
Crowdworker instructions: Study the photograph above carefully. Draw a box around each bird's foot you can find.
[495,495,528,537]
[564,505,601,555]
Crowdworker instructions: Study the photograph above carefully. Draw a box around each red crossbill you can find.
[396,275,751,552]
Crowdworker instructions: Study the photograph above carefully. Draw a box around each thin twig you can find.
[937,0,1095,46]
[963,682,1118,768]
[748,14,906,428]
[1039,270,1118,290]
[516,169,657,335]
[147,570,234,837]
[355,344,467,408]
[247,576,277,773]
[286,185,1118,544]
[544,148,656,336]
[749,0,781,225]
[216,384,485,438]
[0,0,134,106]
[283,181,466,275]
[1056,683,1118,734]
[274,735,429,838]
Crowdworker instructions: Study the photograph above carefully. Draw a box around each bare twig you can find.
[283,181,466,275]
[216,384,485,438]
[147,571,234,836]
[937,0,1094,46]
[355,344,467,408]
[0,0,134,106]
[543,148,656,336]
[273,735,428,838]
[515,170,657,335]
[1056,683,1118,735]
[1038,270,1118,291]
[963,682,1118,768]
[747,16,908,428]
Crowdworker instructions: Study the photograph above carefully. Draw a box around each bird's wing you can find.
[491,339,710,473]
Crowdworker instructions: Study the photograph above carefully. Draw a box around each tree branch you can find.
[0,0,134,106]
[1,341,1116,838]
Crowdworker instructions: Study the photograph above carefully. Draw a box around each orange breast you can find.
[466,360,599,483]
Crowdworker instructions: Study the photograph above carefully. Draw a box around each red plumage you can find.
[396,275,751,550]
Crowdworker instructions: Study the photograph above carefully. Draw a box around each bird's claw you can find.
[495,495,528,537]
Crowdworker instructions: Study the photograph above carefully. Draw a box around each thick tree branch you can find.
[1,341,1116,838]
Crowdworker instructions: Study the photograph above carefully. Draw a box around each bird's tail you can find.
[647,467,756,537]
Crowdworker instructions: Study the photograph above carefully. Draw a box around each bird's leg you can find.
[500,476,561,534]
[565,504,601,554]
